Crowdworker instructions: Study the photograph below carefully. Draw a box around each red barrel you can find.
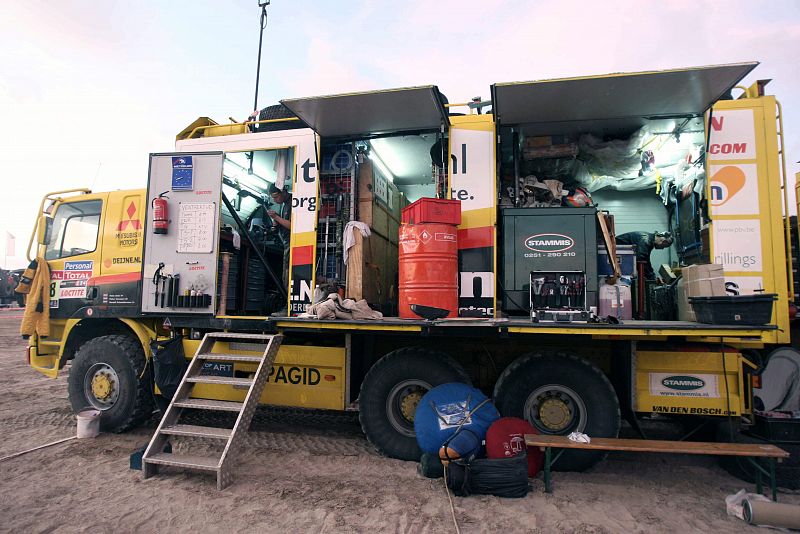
[399,223,458,319]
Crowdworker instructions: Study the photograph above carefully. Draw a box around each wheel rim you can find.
[386,379,432,437]
[523,384,587,435]
[83,362,120,411]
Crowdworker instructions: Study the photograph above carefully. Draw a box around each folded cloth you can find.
[567,431,590,444]
[299,293,383,320]
[343,221,371,266]
[19,256,50,339]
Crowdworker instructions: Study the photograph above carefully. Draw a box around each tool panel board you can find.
[141,152,224,314]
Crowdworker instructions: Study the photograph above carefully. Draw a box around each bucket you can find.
[76,409,101,438]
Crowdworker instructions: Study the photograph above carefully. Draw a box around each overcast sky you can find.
[1,0,799,268]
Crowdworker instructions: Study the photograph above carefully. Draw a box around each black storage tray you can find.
[689,294,776,325]
[750,413,800,442]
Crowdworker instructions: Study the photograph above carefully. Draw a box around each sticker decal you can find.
[171,156,194,191]
[524,234,575,253]
[649,373,720,398]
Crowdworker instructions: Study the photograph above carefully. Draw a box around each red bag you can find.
[485,417,544,477]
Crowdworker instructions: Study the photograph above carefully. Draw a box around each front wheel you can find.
[493,352,621,471]
[68,334,153,432]
[359,347,471,461]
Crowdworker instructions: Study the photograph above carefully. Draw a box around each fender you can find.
[30,318,157,379]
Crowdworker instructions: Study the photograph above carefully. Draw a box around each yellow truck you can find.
[24,63,799,482]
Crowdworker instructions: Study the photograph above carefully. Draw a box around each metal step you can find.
[146,452,220,471]
[205,332,274,340]
[143,331,283,489]
[198,353,264,363]
[186,375,254,387]
[173,398,244,412]
[160,424,232,440]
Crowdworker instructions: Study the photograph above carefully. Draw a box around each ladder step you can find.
[187,375,254,387]
[145,452,220,471]
[173,398,244,412]
[206,332,274,340]
[199,353,264,363]
[160,424,232,439]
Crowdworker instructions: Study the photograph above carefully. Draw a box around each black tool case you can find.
[501,207,598,314]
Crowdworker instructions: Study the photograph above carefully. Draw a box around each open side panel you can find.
[491,62,758,134]
[281,86,448,139]
[708,97,789,344]
[174,129,321,316]
[141,152,224,314]
[449,116,497,318]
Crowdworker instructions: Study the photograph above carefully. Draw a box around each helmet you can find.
[564,187,593,207]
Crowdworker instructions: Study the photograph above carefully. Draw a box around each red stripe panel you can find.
[292,245,313,266]
[458,226,494,249]
[88,272,142,285]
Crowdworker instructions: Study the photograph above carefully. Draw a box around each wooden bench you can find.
[525,434,790,500]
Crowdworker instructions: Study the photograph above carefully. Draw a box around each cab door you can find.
[44,193,108,318]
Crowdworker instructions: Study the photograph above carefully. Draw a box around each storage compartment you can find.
[690,294,777,325]
[501,207,598,314]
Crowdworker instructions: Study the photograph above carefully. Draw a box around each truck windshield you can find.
[45,199,102,260]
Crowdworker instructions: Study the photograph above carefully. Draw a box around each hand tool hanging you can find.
[152,262,165,307]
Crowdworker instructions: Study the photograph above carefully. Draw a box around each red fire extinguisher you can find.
[152,191,169,235]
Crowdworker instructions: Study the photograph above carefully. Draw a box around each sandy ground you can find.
[0,309,796,533]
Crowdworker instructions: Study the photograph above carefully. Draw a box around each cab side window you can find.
[45,200,102,260]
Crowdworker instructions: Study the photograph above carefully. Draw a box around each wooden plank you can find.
[524,434,789,458]
[597,211,620,278]
[346,229,364,300]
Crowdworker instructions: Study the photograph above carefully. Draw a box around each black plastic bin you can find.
[689,294,777,325]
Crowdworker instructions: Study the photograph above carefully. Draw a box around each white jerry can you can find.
[598,282,632,320]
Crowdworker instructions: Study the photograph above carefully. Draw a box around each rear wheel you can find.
[68,334,153,432]
[359,347,470,461]
[493,351,621,471]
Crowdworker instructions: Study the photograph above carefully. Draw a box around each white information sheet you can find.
[177,202,215,253]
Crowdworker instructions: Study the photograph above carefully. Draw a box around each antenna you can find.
[252,1,271,116]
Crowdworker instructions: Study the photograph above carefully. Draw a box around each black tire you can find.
[359,347,471,461]
[68,334,153,432]
[493,352,621,472]
[715,421,800,490]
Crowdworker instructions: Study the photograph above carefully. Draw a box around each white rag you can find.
[231,229,241,250]
[567,432,591,444]
[343,221,371,266]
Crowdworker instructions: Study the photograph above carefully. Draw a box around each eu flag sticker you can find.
[171,156,194,191]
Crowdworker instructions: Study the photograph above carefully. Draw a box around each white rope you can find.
[442,462,461,534]
[0,436,76,462]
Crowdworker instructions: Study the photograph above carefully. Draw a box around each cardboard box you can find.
[678,263,726,322]
[676,278,695,322]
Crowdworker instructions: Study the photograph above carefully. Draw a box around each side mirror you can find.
[37,215,52,246]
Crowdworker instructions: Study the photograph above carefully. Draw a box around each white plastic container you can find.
[76,409,101,438]
[599,282,632,320]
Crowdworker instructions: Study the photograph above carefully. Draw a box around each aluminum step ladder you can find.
[142,332,282,489]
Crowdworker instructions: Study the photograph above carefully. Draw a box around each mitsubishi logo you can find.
[116,201,142,231]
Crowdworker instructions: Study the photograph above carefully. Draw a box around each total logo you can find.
[524,233,574,253]
[709,166,746,206]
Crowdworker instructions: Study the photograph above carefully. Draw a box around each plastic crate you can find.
[751,412,800,442]
[597,245,636,277]
[401,198,461,225]
[689,294,776,325]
